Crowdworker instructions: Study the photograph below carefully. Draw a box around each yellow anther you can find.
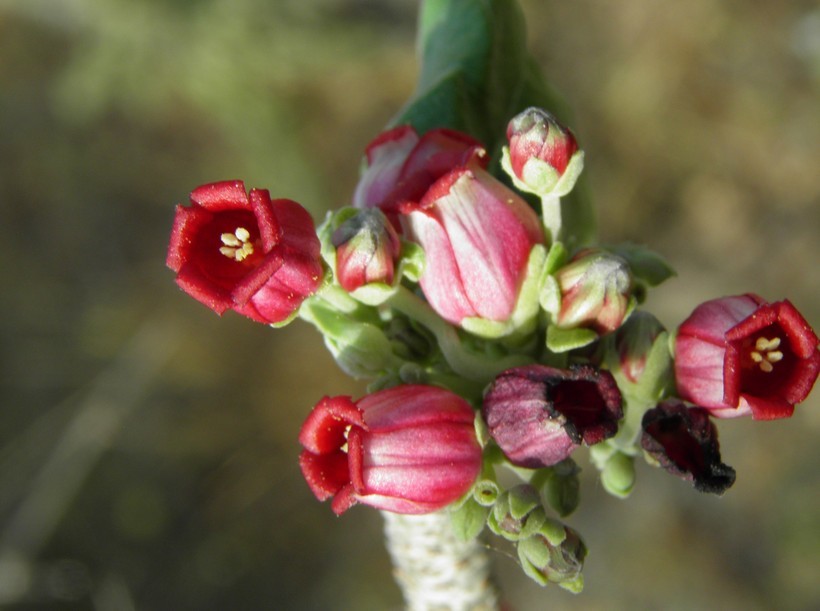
[219,227,255,261]
[767,351,783,363]
[750,352,764,363]
[755,337,780,351]
[760,360,774,373]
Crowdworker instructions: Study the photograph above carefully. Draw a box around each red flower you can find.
[641,400,735,495]
[401,165,544,326]
[166,180,323,324]
[352,125,486,219]
[298,385,482,515]
[675,294,820,420]
[482,365,623,468]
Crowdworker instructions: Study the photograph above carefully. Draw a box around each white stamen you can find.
[760,360,774,373]
[750,352,764,363]
[220,233,241,247]
[767,351,783,363]
[235,227,251,242]
[219,227,255,261]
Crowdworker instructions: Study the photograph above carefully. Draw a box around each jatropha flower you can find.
[552,248,633,335]
[482,365,623,468]
[641,400,736,495]
[166,180,323,324]
[675,294,820,420]
[298,385,482,515]
[352,125,486,218]
[401,165,544,327]
[331,208,401,292]
[501,107,584,198]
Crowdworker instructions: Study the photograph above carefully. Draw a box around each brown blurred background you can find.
[1,0,818,609]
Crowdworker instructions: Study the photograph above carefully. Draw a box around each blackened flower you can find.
[641,400,736,495]
[482,365,623,468]
[298,385,482,515]
[166,180,322,324]
[675,294,820,420]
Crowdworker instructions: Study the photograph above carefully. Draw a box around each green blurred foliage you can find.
[0,0,818,609]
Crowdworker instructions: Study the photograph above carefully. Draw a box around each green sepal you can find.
[557,575,585,594]
[449,496,490,542]
[546,324,598,353]
[299,297,402,379]
[607,242,677,302]
[531,459,581,517]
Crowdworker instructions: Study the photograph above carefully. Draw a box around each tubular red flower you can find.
[401,165,544,325]
[482,365,623,468]
[352,125,487,220]
[298,385,482,515]
[166,180,323,324]
[675,294,820,420]
[641,400,736,495]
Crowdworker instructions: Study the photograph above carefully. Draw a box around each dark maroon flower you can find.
[167,180,323,324]
[675,294,820,420]
[641,400,736,495]
[482,365,623,468]
[299,385,482,515]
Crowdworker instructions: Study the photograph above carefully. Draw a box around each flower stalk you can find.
[382,510,499,611]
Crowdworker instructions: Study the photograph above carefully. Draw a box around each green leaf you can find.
[450,496,490,541]
[546,324,598,353]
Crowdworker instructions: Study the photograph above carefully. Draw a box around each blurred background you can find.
[1,0,818,609]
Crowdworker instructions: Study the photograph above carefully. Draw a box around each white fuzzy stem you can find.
[382,511,499,611]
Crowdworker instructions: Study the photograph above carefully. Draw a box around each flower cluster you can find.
[166,107,818,591]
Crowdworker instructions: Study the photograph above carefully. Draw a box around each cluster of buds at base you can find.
[517,520,587,592]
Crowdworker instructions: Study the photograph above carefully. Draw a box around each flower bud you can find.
[487,485,547,541]
[401,165,544,329]
[675,294,820,420]
[298,385,482,515]
[482,365,623,468]
[517,520,587,591]
[611,310,667,384]
[331,208,401,292]
[353,125,486,218]
[502,107,584,198]
[166,180,322,325]
[553,248,633,334]
[641,400,736,495]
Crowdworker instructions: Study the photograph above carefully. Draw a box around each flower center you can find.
[749,336,783,373]
[219,227,255,261]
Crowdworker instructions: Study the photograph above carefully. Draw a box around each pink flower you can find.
[401,166,544,325]
[640,400,735,495]
[503,107,583,197]
[352,125,486,219]
[331,208,401,292]
[482,365,623,468]
[298,385,482,515]
[675,294,820,420]
[166,180,322,324]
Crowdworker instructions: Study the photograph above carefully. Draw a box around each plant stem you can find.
[382,511,499,611]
